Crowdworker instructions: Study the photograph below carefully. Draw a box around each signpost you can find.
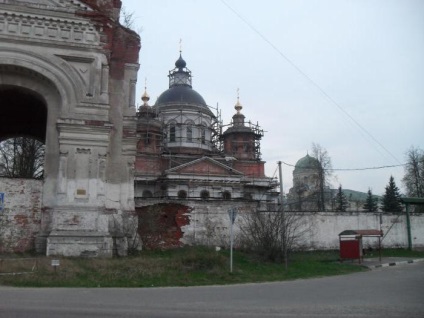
[51,259,60,273]
[228,207,238,273]
[0,193,4,212]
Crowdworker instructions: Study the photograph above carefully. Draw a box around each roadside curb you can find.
[366,258,424,269]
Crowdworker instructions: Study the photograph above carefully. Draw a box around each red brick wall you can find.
[223,132,256,160]
[135,156,164,175]
[178,162,229,175]
[136,203,190,250]
[233,161,265,178]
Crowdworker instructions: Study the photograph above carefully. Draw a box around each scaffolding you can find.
[150,104,224,156]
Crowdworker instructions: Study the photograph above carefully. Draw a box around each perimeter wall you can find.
[1,178,424,253]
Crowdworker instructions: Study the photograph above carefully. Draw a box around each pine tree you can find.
[363,188,379,212]
[335,185,349,212]
[381,176,403,212]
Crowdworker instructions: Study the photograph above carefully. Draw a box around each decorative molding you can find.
[76,148,91,154]
[0,0,93,13]
[0,10,100,46]
[56,54,95,96]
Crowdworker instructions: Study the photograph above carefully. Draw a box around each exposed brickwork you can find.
[78,0,140,80]
[136,203,190,250]
[135,156,164,176]
[177,162,231,175]
[0,178,42,253]
[233,161,265,178]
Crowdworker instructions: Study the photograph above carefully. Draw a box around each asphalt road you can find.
[0,262,423,318]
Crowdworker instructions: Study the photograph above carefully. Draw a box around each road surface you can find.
[0,262,423,317]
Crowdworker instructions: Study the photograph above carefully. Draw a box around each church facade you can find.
[133,54,278,250]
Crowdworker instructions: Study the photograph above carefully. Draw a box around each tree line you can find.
[290,144,423,213]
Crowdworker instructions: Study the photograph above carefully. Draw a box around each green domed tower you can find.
[288,154,323,211]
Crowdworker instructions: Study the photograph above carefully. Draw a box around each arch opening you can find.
[0,86,48,179]
[0,86,47,142]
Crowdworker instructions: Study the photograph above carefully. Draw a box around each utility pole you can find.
[278,161,288,270]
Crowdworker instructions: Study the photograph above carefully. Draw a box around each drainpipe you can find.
[405,203,412,251]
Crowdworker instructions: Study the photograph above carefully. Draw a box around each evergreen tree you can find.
[381,176,403,212]
[335,185,349,212]
[363,188,379,212]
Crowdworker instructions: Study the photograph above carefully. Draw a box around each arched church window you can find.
[169,124,176,142]
[201,126,206,144]
[186,121,193,142]
[178,190,187,199]
[222,191,231,200]
[200,190,210,200]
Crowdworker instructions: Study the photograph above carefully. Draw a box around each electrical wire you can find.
[279,160,405,171]
[219,0,402,164]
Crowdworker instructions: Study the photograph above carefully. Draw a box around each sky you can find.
[122,0,424,196]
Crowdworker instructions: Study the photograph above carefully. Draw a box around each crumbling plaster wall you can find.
[0,0,140,257]
[0,178,42,253]
[134,201,424,251]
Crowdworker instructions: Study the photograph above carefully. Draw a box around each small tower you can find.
[222,93,263,160]
[168,53,192,87]
[153,52,217,155]
[136,82,162,154]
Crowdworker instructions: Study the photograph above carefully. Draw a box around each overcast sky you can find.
[123,0,424,196]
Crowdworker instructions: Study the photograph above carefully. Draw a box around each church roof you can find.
[294,154,320,171]
[154,53,213,116]
[156,85,207,106]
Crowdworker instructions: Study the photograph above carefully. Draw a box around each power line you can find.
[280,160,405,171]
[219,0,402,164]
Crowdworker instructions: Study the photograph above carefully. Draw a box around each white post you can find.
[230,217,234,273]
[228,207,237,273]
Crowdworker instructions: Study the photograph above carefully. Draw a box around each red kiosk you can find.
[339,229,383,263]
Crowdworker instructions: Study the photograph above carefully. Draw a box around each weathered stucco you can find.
[0,0,140,257]
[0,178,42,253]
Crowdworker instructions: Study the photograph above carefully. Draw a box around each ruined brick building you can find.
[0,0,140,256]
[0,0,278,256]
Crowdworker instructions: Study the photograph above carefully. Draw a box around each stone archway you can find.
[0,1,140,257]
[0,64,62,202]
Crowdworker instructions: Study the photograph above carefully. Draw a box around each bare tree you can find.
[311,143,333,211]
[0,137,44,179]
[120,6,135,29]
[239,210,309,265]
[402,146,424,198]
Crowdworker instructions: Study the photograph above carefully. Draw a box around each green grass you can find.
[0,247,422,288]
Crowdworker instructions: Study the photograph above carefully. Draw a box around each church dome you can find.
[294,154,320,172]
[175,54,187,69]
[156,85,207,106]
[154,53,213,116]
